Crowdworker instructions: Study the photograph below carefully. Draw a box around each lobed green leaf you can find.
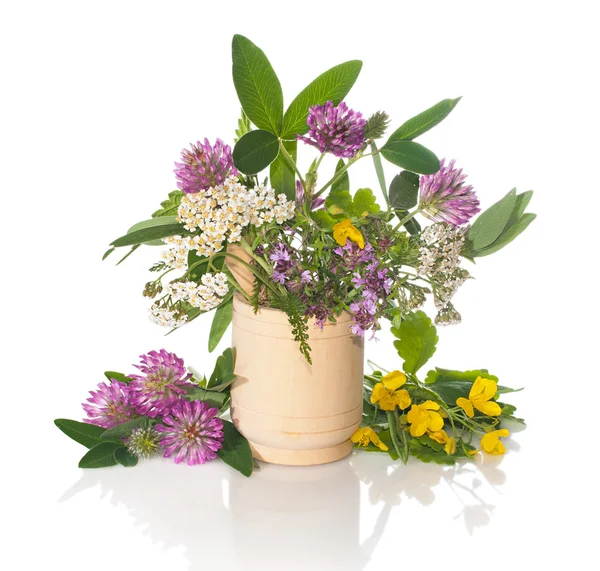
[391,311,438,374]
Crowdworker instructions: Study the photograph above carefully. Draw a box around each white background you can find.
[1,1,598,569]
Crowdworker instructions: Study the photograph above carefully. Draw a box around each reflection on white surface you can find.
[58,450,507,570]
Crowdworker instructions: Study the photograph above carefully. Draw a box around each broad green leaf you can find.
[332,159,350,193]
[232,34,284,134]
[389,171,419,210]
[473,213,536,257]
[387,97,461,142]
[125,216,181,247]
[103,371,133,384]
[391,311,438,374]
[101,417,149,440]
[381,141,440,174]
[281,60,363,139]
[269,140,297,201]
[114,447,138,467]
[234,108,252,143]
[217,420,253,477]
[208,347,235,388]
[507,190,533,228]
[326,188,353,214]
[311,209,338,229]
[465,189,517,251]
[151,190,183,218]
[352,188,380,216]
[184,387,230,409]
[54,419,106,449]
[111,221,188,248]
[233,130,279,175]
[78,442,121,469]
[208,298,233,352]
[394,209,421,235]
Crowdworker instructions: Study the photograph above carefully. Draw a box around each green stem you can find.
[313,150,374,198]
[370,142,389,210]
[392,207,422,232]
[278,139,305,187]
[386,410,406,464]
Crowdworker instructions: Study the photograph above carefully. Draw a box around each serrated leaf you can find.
[332,159,350,193]
[234,108,252,143]
[55,419,107,449]
[352,188,380,216]
[103,371,133,384]
[217,420,253,477]
[311,209,338,229]
[151,190,183,218]
[391,311,438,374]
[101,417,149,440]
[208,299,233,353]
[281,60,363,139]
[472,213,536,257]
[233,129,279,175]
[208,347,235,388]
[389,171,419,210]
[78,442,121,469]
[381,140,440,174]
[269,140,297,201]
[387,97,461,142]
[232,34,283,134]
[114,447,138,467]
[465,189,517,251]
[409,440,456,465]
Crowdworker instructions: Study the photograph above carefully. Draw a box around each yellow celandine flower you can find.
[370,370,412,411]
[456,376,502,418]
[428,430,449,444]
[406,400,444,437]
[351,427,389,451]
[332,219,365,249]
[444,437,457,455]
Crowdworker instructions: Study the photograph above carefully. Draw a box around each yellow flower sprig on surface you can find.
[470,429,510,456]
[332,219,365,249]
[351,427,389,451]
[456,376,502,418]
[370,370,412,411]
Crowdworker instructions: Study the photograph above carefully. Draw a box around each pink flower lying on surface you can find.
[82,380,137,429]
[174,138,237,194]
[129,349,193,418]
[156,400,224,465]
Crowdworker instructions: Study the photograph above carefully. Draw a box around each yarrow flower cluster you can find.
[150,303,189,329]
[419,158,480,226]
[297,101,366,158]
[166,273,229,311]
[418,222,471,325]
[174,138,237,194]
[167,175,295,262]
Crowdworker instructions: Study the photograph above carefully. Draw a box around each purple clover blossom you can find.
[297,101,366,158]
[419,158,480,225]
[296,180,326,211]
[82,380,138,429]
[156,400,224,465]
[129,349,193,418]
[174,138,238,194]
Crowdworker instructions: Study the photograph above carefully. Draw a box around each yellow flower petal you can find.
[382,370,406,391]
[429,430,449,444]
[407,404,428,437]
[394,389,412,410]
[351,427,370,446]
[347,226,365,249]
[456,397,475,418]
[332,219,364,249]
[481,429,510,455]
[470,376,498,402]
[370,383,387,405]
[444,437,457,455]
[426,411,444,432]
[368,430,389,452]
[421,400,440,411]
[475,400,502,417]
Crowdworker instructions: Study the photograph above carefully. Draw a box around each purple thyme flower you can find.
[174,138,238,194]
[129,349,193,418]
[297,101,366,158]
[301,270,313,284]
[82,380,137,429]
[156,400,224,465]
[350,298,378,338]
[419,158,480,225]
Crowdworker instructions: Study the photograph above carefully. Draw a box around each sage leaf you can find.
[78,442,121,469]
[114,447,138,468]
[473,213,536,257]
[466,189,517,252]
[55,419,106,449]
[232,130,279,175]
[217,420,253,477]
[111,221,188,248]
[208,298,233,353]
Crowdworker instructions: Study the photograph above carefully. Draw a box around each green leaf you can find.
[114,447,138,467]
[332,159,350,193]
[387,97,461,142]
[391,311,438,374]
[103,371,133,384]
[111,221,188,248]
[209,347,235,388]
[465,189,517,252]
[409,440,456,465]
[394,209,421,235]
[78,442,121,469]
[389,171,419,210]
[472,213,536,257]
[151,190,183,218]
[507,190,533,228]
[311,209,338,229]
[352,188,380,216]
[54,419,106,449]
[233,130,279,175]
[102,247,115,260]
[125,216,181,247]
[281,60,363,139]
[232,34,284,134]
[381,141,440,174]
[185,386,230,408]
[208,299,233,352]
[269,140,297,201]
[217,420,254,477]
[101,417,149,440]
[234,108,252,143]
[326,188,353,214]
